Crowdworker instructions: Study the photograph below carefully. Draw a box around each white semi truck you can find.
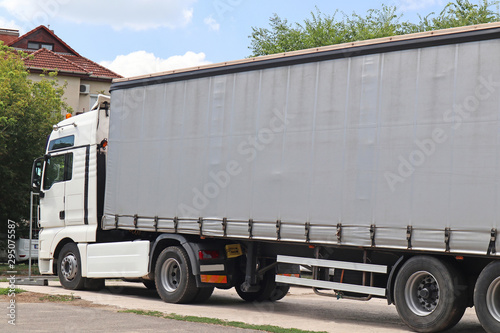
[32,23,500,333]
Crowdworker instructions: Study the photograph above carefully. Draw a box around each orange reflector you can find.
[308,245,315,249]
[277,273,300,278]
[65,113,72,119]
[456,256,464,260]
[200,275,227,284]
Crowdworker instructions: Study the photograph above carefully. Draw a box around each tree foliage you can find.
[0,42,67,236]
[249,1,500,56]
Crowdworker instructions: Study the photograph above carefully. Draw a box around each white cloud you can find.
[397,0,444,11]
[203,15,220,31]
[0,16,21,31]
[0,0,196,31]
[100,50,212,77]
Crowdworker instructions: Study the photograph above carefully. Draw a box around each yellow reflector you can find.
[200,275,227,284]
[225,244,242,258]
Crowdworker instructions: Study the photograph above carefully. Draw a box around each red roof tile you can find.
[8,25,122,79]
[23,48,87,73]
[63,55,122,78]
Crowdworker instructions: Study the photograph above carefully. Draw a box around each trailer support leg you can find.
[240,242,260,292]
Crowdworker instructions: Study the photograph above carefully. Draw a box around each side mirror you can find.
[31,157,44,192]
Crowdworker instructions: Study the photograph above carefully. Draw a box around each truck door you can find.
[64,147,87,225]
[39,152,73,229]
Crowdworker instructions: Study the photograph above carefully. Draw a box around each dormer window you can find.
[27,41,53,51]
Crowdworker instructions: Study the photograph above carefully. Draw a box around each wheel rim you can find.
[486,276,500,322]
[61,252,78,281]
[404,271,440,316]
[160,258,182,292]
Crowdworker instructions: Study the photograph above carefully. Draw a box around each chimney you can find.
[0,28,20,45]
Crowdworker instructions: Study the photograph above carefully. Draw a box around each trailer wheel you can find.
[155,246,198,303]
[236,270,280,302]
[58,243,86,290]
[192,287,214,303]
[394,256,467,333]
[269,284,290,301]
[474,261,500,333]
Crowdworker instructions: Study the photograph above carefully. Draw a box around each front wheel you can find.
[154,246,198,303]
[474,261,500,333]
[58,243,86,290]
[394,256,467,333]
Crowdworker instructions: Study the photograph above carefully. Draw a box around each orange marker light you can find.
[65,113,72,119]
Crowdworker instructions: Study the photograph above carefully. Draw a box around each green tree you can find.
[249,1,500,56]
[417,0,500,31]
[0,42,67,237]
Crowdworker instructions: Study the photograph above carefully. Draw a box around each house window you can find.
[89,94,98,111]
[27,41,54,51]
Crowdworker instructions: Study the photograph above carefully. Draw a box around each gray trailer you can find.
[35,23,500,333]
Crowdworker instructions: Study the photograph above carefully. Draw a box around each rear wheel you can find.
[236,269,287,302]
[155,246,198,303]
[474,261,500,333]
[394,256,467,333]
[58,243,86,290]
[192,287,214,303]
[269,284,290,301]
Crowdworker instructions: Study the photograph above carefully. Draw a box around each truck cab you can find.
[32,95,110,275]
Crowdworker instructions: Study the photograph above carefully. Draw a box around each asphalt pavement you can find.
[0,280,486,332]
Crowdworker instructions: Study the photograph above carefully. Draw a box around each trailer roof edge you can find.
[110,22,500,91]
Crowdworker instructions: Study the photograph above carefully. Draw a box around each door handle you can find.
[59,211,65,220]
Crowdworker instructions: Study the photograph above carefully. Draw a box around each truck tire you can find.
[192,287,214,303]
[269,284,290,301]
[58,243,86,290]
[236,270,282,302]
[155,246,198,303]
[394,256,467,333]
[474,261,500,333]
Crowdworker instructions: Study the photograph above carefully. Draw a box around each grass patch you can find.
[120,309,326,333]
[39,294,79,302]
[0,263,40,276]
[0,287,25,295]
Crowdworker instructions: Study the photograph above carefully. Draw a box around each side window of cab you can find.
[43,153,73,190]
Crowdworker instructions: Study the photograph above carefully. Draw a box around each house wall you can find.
[29,73,112,114]
[78,80,113,113]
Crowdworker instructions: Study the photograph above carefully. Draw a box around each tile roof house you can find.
[0,26,122,114]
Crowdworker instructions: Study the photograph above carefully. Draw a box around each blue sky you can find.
[0,0,451,77]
